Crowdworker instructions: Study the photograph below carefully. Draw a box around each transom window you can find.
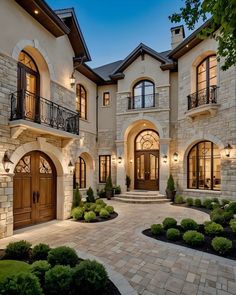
[136,130,159,150]
[103,92,110,106]
[18,51,38,72]
[132,80,155,109]
[99,155,111,183]
[76,84,87,120]
[197,55,217,94]
[188,141,221,191]
[74,157,86,189]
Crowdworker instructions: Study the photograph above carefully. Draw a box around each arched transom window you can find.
[188,141,221,191]
[132,80,155,109]
[76,84,87,120]
[136,130,159,150]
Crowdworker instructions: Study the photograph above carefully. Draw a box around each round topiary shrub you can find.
[166,228,180,241]
[162,217,177,229]
[0,272,43,295]
[47,246,78,267]
[99,208,110,218]
[183,230,205,247]
[210,208,225,225]
[73,260,108,294]
[105,205,114,214]
[230,219,236,233]
[94,205,103,215]
[194,198,202,207]
[150,224,164,235]
[186,198,193,206]
[84,211,96,222]
[71,207,84,220]
[212,197,219,204]
[174,195,184,204]
[84,202,92,211]
[44,265,73,295]
[204,221,224,236]
[180,218,198,231]
[89,204,96,211]
[211,237,233,255]
[30,260,51,286]
[211,202,220,210]
[221,199,230,206]
[5,240,32,260]
[223,210,234,222]
[226,202,236,213]
[32,243,51,261]
[202,199,213,210]
[95,199,106,207]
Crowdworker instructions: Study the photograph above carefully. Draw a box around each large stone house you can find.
[0,0,235,238]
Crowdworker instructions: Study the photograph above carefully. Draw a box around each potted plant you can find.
[105,175,113,200]
[166,174,176,201]
[126,175,131,191]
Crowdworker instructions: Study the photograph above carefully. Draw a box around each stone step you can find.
[113,197,170,204]
[125,191,160,196]
[118,194,166,200]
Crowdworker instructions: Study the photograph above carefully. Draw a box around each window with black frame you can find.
[74,157,86,189]
[132,80,155,109]
[76,84,87,119]
[99,155,111,183]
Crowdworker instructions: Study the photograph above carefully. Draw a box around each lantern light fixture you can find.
[70,72,76,88]
[163,154,168,163]
[68,160,74,174]
[3,152,13,173]
[173,152,178,162]
[224,143,233,157]
[118,156,122,164]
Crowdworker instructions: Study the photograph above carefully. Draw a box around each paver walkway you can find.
[1,201,236,295]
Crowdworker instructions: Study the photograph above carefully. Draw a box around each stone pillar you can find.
[116,140,126,193]
[159,139,170,194]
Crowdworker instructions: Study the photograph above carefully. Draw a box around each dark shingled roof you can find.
[93,60,123,81]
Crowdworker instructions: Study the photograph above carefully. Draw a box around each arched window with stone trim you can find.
[74,156,86,189]
[187,141,221,191]
[132,80,155,109]
[76,84,87,120]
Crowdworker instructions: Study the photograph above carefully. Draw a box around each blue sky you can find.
[47,0,200,68]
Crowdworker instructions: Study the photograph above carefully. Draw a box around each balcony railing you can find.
[10,90,79,135]
[128,93,158,110]
[187,86,217,110]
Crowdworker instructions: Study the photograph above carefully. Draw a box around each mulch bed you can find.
[71,212,118,223]
[143,225,236,260]
[171,203,211,215]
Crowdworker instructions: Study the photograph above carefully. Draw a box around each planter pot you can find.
[166,189,176,202]
[106,189,113,200]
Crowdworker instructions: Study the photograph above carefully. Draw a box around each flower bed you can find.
[0,241,121,295]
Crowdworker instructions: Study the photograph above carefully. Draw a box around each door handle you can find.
[33,191,36,204]
[36,192,40,203]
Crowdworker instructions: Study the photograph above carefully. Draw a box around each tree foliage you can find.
[169,0,236,70]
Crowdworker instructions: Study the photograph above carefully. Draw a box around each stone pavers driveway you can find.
[1,201,236,295]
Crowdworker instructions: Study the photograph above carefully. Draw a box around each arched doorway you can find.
[13,151,57,230]
[134,130,159,190]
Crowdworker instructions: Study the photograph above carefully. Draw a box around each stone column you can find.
[116,140,126,193]
[159,138,171,194]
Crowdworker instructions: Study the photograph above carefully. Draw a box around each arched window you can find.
[74,157,86,189]
[132,80,155,109]
[197,55,217,102]
[135,130,159,150]
[188,141,221,191]
[76,84,87,119]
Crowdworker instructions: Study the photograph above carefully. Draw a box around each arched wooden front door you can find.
[13,151,56,230]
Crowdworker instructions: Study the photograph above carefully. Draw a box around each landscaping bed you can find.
[0,241,121,295]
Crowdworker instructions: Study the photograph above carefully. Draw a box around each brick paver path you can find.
[1,201,236,295]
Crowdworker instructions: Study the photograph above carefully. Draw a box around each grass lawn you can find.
[0,260,30,282]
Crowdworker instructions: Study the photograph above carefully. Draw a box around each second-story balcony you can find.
[186,86,219,121]
[10,90,79,140]
[128,93,158,110]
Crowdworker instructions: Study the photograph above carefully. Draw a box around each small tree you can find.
[86,187,95,203]
[72,183,81,209]
[126,175,131,191]
[167,175,175,191]
[105,175,113,200]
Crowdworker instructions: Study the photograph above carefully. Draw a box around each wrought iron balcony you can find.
[187,86,217,110]
[10,90,79,135]
[128,93,158,110]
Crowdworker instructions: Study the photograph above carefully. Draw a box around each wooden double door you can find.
[135,150,159,190]
[13,151,56,230]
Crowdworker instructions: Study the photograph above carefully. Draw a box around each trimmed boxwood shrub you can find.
[71,207,84,220]
[94,205,103,215]
[30,260,51,286]
[5,240,32,260]
[230,219,236,233]
[181,218,198,231]
[47,246,78,267]
[95,199,106,207]
[151,224,163,235]
[99,208,110,219]
[105,205,114,214]
[0,272,43,295]
[204,221,224,236]
[211,202,220,210]
[73,260,108,294]
[174,195,184,204]
[186,198,193,206]
[212,197,219,204]
[226,202,236,213]
[89,204,96,211]
[32,243,51,261]
[162,217,177,229]
[221,199,230,206]
[166,228,180,241]
[202,199,213,210]
[194,198,202,207]
[183,230,205,246]
[45,265,73,295]
[84,211,96,222]
[223,210,234,222]
[211,237,233,255]
[84,202,92,211]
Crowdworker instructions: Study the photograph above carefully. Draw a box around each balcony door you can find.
[17,51,40,121]
[134,130,159,190]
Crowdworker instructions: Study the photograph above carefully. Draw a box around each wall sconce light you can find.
[130,159,133,163]
[173,152,178,162]
[224,143,233,157]
[112,155,116,162]
[68,160,74,174]
[163,154,168,163]
[118,156,122,164]
[70,72,76,88]
[3,152,13,173]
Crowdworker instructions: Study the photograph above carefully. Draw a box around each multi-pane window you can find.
[99,155,111,183]
[133,80,155,109]
[103,92,110,106]
[76,84,87,119]
[188,141,221,191]
[74,157,86,189]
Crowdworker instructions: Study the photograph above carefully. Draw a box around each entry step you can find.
[113,190,169,204]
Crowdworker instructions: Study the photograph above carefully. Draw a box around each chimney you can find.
[171,25,185,49]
